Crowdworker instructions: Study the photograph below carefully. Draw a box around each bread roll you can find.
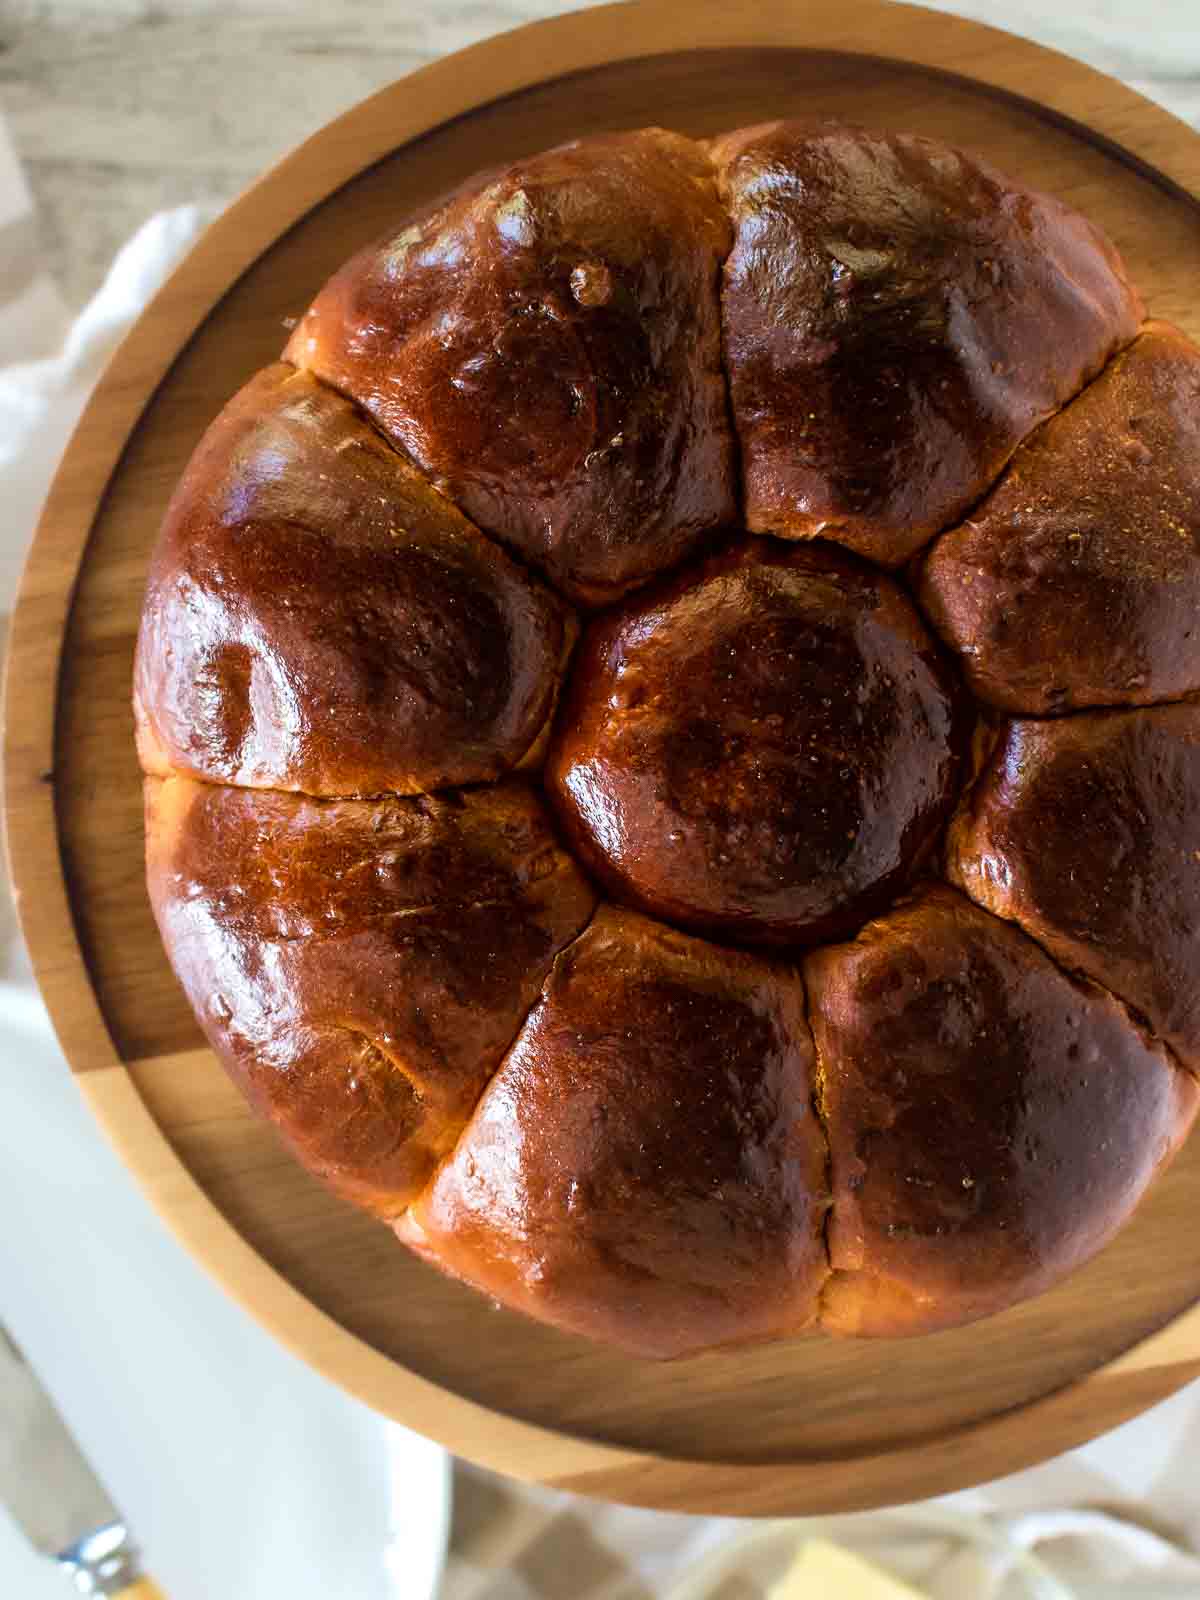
[399,906,828,1359]
[920,323,1200,711]
[286,129,735,606]
[135,364,570,796]
[807,885,1197,1336]
[145,776,595,1214]
[547,538,967,945]
[949,707,1200,1071]
[713,123,1142,564]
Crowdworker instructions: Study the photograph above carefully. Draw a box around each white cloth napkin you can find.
[4,9,1200,1598]
[439,1472,1200,1598]
[648,1503,1200,1597]
[0,126,449,1600]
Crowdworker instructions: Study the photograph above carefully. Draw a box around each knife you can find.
[0,1320,164,1596]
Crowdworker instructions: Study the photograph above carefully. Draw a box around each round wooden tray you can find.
[7,0,1200,1517]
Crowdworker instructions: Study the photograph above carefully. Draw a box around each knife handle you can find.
[58,1525,167,1597]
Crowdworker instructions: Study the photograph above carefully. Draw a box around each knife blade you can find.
[0,1320,163,1596]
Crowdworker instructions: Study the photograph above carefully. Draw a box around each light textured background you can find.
[3,0,1199,311]
[1,0,588,308]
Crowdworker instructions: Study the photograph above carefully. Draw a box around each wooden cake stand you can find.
[6,0,1200,1515]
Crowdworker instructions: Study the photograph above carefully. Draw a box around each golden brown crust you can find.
[546,538,969,946]
[144,776,597,1217]
[806,885,1197,1337]
[134,364,570,797]
[285,129,736,607]
[136,122,1196,1357]
[398,906,828,1359]
[949,706,1200,1071]
[919,323,1200,712]
[712,122,1142,565]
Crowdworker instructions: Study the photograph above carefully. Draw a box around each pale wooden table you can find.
[3,0,1196,311]
[0,0,589,309]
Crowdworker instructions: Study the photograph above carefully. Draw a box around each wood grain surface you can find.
[6,0,1200,1515]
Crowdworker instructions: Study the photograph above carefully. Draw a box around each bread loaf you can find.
[138,121,1198,1359]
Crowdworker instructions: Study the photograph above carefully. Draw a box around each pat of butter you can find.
[766,1538,927,1600]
